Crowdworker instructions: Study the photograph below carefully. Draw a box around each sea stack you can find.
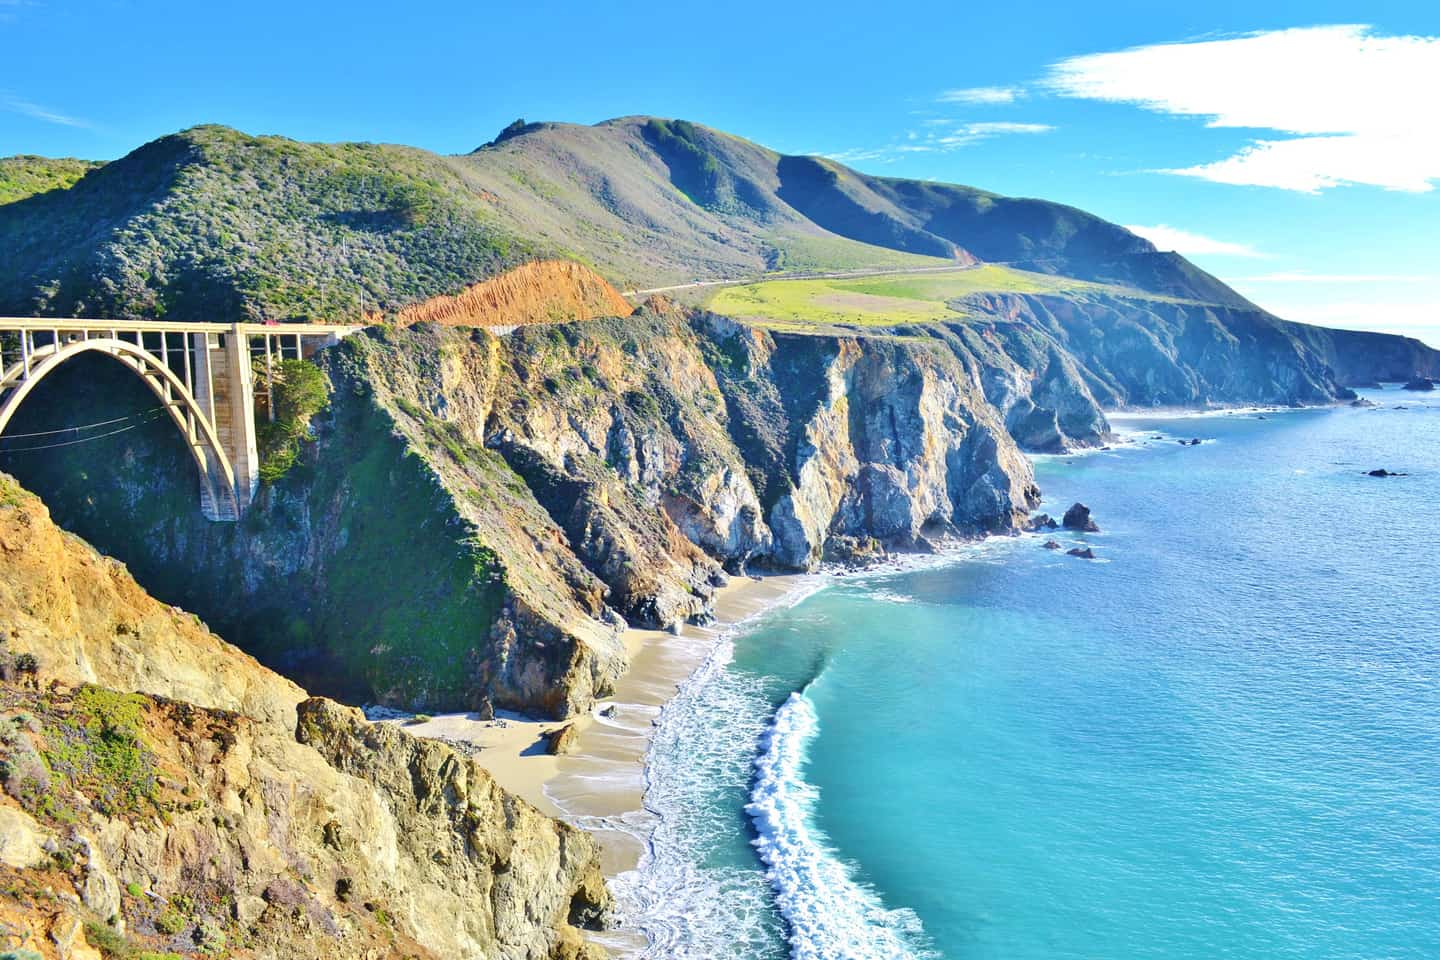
[1062,503,1100,532]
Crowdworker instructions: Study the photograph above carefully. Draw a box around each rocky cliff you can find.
[0,300,1041,719]
[0,474,608,960]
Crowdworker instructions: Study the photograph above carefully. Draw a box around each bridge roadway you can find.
[0,319,360,521]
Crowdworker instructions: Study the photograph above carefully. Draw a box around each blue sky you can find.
[3,0,1437,346]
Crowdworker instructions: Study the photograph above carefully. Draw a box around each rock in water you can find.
[1027,513,1059,531]
[1402,377,1435,391]
[1350,398,1378,408]
[1062,503,1100,532]
[1366,469,1408,477]
[1066,547,1096,559]
[1042,540,1063,550]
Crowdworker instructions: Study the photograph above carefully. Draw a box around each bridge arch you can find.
[0,337,241,520]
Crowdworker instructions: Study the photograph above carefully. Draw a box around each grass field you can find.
[706,265,1099,332]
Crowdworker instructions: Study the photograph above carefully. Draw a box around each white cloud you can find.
[937,86,1024,105]
[1045,25,1440,193]
[2,93,90,128]
[1124,223,1266,258]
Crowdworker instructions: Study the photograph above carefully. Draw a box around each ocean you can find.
[612,388,1440,959]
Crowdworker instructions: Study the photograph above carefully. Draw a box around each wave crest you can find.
[747,689,933,960]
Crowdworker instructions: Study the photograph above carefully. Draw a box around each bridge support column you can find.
[225,324,260,507]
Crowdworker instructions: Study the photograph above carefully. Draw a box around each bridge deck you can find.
[0,318,363,336]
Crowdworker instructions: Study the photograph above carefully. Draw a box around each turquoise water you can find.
[624,389,1440,960]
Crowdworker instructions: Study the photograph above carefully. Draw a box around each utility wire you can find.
[0,409,168,454]
[0,407,163,439]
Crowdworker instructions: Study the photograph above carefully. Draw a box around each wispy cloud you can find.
[1124,224,1267,258]
[1044,25,1440,193]
[937,121,1052,145]
[1256,298,1440,346]
[937,86,1024,105]
[827,119,1053,164]
[2,92,91,128]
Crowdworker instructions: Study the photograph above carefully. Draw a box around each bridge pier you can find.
[0,319,360,521]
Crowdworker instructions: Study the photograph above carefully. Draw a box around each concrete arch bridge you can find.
[0,320,360,520]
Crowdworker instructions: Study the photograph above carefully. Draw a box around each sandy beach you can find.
[395,571,807,860]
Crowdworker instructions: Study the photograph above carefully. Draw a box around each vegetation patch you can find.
[254,359,331,483]
[40,686,158,819]
[763,232,952,273]
[0,156,102,205]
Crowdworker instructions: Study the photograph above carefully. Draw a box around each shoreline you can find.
[391,571,814,953]
[544,572,813,871]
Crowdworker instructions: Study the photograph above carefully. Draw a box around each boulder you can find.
[1366,469,1408,477]
[1402,377,1435,391]
[1027,513,1059,531]
[545,723,580,756]
[1350,398,1378,408]
[1042,540,1062,550]
[1066,547,1096,559]
[1061,503,1099,532]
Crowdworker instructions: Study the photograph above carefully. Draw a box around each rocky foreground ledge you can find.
[0,474,608,960]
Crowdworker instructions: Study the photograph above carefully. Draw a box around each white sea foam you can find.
[746,689,933,960]
[595,577,826,958]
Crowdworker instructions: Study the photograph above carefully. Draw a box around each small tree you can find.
[254,359,331,483]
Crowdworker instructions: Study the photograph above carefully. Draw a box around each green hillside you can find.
[0,155,102,204]
[0,116,1256,324]
[0,126,540,322]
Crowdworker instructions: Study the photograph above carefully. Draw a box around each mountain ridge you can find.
[0,116,1255,316]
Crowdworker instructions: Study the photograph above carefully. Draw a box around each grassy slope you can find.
[706,265,1180,333]
[0,155,102,204]
[1,116,1429,380]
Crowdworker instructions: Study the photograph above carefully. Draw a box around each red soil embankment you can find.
[396,259,633,328]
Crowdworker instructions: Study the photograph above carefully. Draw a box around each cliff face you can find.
[0,301,1041,718]
[0,475,609,960]
[3,260,1410,724]
[967,293,1348,407]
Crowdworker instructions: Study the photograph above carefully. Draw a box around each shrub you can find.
[155,906,186,935]
[83,921,130,957]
